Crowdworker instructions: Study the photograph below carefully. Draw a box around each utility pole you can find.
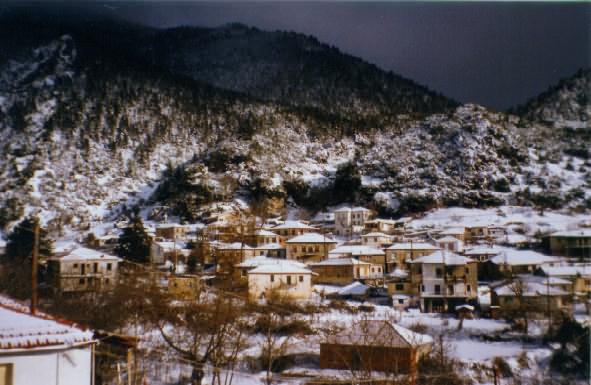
[31,218,40,315]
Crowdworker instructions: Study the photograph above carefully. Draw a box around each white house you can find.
[436,235,464,253]
[334,207,371,236]
[0,296,95,385]
[247,260,315,301]
[361,232,392,247]
[47,247,121,293]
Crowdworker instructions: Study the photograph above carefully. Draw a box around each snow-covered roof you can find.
[387,242,439,251]
[439,227,465,235]
[464,247,501,256]
[327,320,432,347]
[217,242,253,250]
[248,260,313,275]
[388,268,409,279]
[338,281,370,296]
[352,206,371,212]
[0,296,94,352]
[254,229,278,237]
[455,304,475,311]
[253,243,284,250]
[490,250,558,266]
[361,232,391,238]
[311,258,371,266]
[411,251,474,265]
[285,233,337,244]
[271,221,315,230]
[237,256,306,269]
[437,236,462,243]
[57,247,120,262]
[550,229,591,237]
[156,223,183,229]
[329,245,385,256]
[541,265,591,278]
[493,277,570,297]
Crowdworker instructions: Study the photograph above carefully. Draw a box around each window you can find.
[241,270,247,277]
[287,276,292,285]
[107,263,112,271]
[421,285,425,292]
[79,278,85,285]
[398,299,404,304]
[73,263,78,268]
[465,267,469,275]
[299,275,304,283]
[467,284,471,293]
[315,245,320,252]
[395,284,404,291]
[448,285,454,295]
[0,363,13,385]
[436,268,442,278]
[434,285,441,294]
[270,274,275,282]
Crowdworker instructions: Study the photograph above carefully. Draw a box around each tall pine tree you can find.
[4,217,53,262]
[115,215,150,263]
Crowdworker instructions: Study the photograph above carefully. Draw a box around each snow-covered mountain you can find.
[0,14,589,235]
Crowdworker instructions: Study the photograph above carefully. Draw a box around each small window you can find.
[436,268,442,278]
[421,285,425,292]
[448,285,454,295]
[270,274,275,282]
[434,285,441,294]
[395,284,404,291]
[398,299,404,304]
[467,284,471,293]
[73,263,78,268]
[107,263,112,271]
[299,275,304,282]
[0,363,13,385]
[287,276,292,285]
[79,278,85,285]
[465,267,469,274]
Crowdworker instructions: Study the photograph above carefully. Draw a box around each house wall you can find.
[248,272,312,300]
[320,344,417,374]
[386,249,434,268]
[549,236,591,258]
[156,226,186,240]
[49,259,119,293]
[0,346,93,385]
[286,243,336,261]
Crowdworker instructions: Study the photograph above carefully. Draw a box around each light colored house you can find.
[167,274,200,300]
[236,256,307,279]
[150,241,192,265]
[251,229,280,246]
[328,245,386,265]
[386,269,415,307]
[364,218,410,235]
[47,247,121,293]
[410,252,478,313]
[436,235,464,253]
[252,243,286,259]
[214,242,255,272]
[489,250,559,275]
[320,320,432,374]
[309,258,382,285]
[438,227,466,242]
[155,223,186,240]
[545,229,591,259]
[334,207,372,236]
[463,246,501,263]
[285,233,338,263]
[247,260,315,301]
[385,242,440,269]
[0,296,95,385]
[361,232,392,247]
[271,221,317,244]
[541,264,591,296]
[490,275,573,315]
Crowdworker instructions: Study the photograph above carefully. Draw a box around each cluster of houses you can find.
[44,206,591,319]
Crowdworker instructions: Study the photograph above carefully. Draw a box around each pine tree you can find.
[115,215,150,263]
[4,217,53,262]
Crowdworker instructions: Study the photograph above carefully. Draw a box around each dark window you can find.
[436,268,442,278]
[465,267,469,274]
[395,284,404,291]
[270,274,275,282]
[467,284,471,293]
[287,276,292,285]
[79,278,85,285]
[448,285,454,294]
[299,275,304,282]
[398,299,404,304]
[107,263,112,271]
[434,285,441,294]
[73,263,78,268]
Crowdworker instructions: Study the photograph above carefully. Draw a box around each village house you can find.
[436,235,464,253]
[438,227,466,242]
[167,274,200,300]
[246,260,315,301]
[320,320,432,375]
[329,245,387,266]
[285,233,338,263]
[544,229,591,259]
[490,275,573,315]
[463,246,501,263]
[155,223,186,240]
[541,264,591,297]
[150,240,192,265]
[386,268,414,308]
[464,225,507,244]
[488,249,559,276]
[361,232,392,247]
[252,243,286,259]
[249,229,280,246]
[47,247,121,293]
[0,296,96,385]
[410,252,478,312]
[213,242,255,272]
[271,221,317,244]
[309,258,382,285]
[334,207,372,237]
[363,218,410,236]
[385,242,440,269]
[310,212,336,233]
[235,256,307,280]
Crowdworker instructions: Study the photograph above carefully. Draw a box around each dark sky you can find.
[26,2,591,109]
